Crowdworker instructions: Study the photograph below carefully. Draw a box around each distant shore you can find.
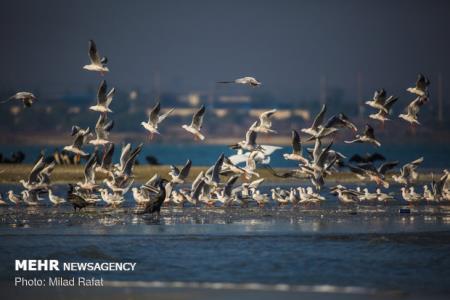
[0,164,437,185]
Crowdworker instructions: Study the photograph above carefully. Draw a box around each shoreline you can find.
[0,164,438,184]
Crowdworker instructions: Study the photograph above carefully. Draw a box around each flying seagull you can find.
[83,39,109,74]
[217,76,261,87]
[141,101,175,139]
[182,105,206,140]
[398,96,427,125]
[283,129,308,164]
[345,124,381,147]
[89,114,114,146]
[407,73,430,97]
[253,109,277,133]
[89,80,115,114]
[1,92,37,107]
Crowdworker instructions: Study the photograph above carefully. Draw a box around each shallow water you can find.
[1,183,450,297]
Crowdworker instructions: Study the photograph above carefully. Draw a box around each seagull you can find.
[1,92,37,107]
[392,157,424,186]
[398,96,427,125]
[230,121,262,152]
[401,187,422,204]
[366,89,396,113]
[345,124,381,147]
[253,109,277,133]
[306,113,357,141]
[76,153,98,191]
[376,188,395,203]
[141,101,175,139]
[252,190,269,207]
[217,76,261,87]
[214,175,240,207]
[63,126,91,156]
[95,143,115,174]
[21,190,40,206]
[169,159,192,184]
[83,40,109,74]
[369,95,399,124]
[407,73,430,97]
[182,105,206,140]
[19,155,47,191]
[283,130,308,164]
[48,189,66,206]
[89,80,115,114]
[301,104,327,137]
[89,114,114,146]
[99,188,124,207]
[7,190,22,205]
[359,188,378,202]
[204,153,225,188]
[336,189,358,204]
[347,161,398,188]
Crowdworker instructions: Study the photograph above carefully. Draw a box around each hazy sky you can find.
[1,0,449,101]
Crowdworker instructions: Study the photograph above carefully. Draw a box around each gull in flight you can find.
[345,124,381,147]
[83,39,109,74]
[369,95,398,124]
[1,92,37,107]
[89,114,114,146]
[141,101,175,139]
[398,96,427,125]
[182,105,206,140]
[301,104,327,137]
[392,157,424,186]
[217,76,261,87]
[63,126,91,156]
[283,129,308,164]
[365,89,391,113]
[89,80,115,114]
[253,109,277,133]
[407,73,430,97]
[169,159,192,184]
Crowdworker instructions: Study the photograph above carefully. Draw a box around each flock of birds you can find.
[0,40,449,216]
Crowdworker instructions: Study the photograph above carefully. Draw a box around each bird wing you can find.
[311,104,327,130]
[149,101,161,124]
[101,143,115,169]
[106,87,115,107]
[212,153,225,183]
[179,159,192,180]
[291,130,301,154]
[191,105,205,129]
[364,124,376,139]
[88,40,101,64]
[158,108,175,123]
[119,143,132,169]
[84,153,97,182]
[28,156,46,183]
[383,96,398,111]
[259,109,276,127]
[224,175,239,197]
[378,161,399,174]
[96,80,108,105]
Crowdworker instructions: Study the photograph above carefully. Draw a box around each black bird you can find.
[67,184,89,211]
[137,179,168,216]
[349,153,386,164]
